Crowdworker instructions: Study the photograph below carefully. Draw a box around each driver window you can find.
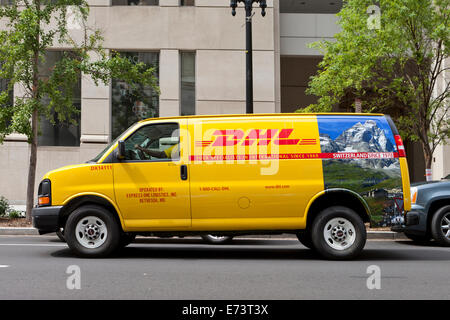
[124,123,180,161]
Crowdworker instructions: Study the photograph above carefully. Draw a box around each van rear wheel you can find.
[311,206,366,260]
[65,205,121,258]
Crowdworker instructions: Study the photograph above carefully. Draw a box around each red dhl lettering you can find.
[189,152,399,162]
[242,129,278,146]
[198,129,315,147]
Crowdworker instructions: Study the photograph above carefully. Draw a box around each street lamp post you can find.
[230,0,267,114]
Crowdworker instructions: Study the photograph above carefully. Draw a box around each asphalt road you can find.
[0,235,449,300]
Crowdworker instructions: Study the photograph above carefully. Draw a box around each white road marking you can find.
[0,265,10,268]
[0,243,67,247]
[0,235,57,238]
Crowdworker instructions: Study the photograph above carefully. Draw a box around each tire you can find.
[404,232,430,243]
[201,234,233,244]
[430,205,450,247]
[56,228,66,242]
[311,206,366,260]
[65,205,121,258]
[119,233,136,248]
[296,232,314,249]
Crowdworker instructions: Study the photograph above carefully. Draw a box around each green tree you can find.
[300,0,450,179]
[0,0,159,221]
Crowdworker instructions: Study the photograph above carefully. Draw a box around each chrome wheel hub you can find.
[85,225,100,240]
[441,214,450,239]
[323,217,356,251]
[75,216,108,249]
[331,225,350,242]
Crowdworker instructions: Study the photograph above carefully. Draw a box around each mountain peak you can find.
[333,120,393,152]
[319,119,398,169]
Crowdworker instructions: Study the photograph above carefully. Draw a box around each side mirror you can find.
[117,140,126,160]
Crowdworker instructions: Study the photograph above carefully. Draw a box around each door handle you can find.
[180,165,188,180]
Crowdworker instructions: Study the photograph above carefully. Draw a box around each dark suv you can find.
[393,177,450,246]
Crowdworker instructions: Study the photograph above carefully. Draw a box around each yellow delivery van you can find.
[32,113,413,259]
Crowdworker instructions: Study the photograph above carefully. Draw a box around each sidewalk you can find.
[0,227,408,240]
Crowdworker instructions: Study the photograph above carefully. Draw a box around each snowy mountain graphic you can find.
[319,120,399,170]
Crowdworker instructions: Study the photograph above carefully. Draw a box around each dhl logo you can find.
[195,129,316,147]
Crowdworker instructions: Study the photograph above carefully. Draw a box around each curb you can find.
[0,227,39,236]
[0,227,408,240]
[367,231,408,240]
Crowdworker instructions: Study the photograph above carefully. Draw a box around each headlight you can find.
[410,187,418,204]
[37,179,51,206]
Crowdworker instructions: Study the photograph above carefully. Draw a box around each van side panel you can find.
[317,115,404,227]
[188,116,324,231]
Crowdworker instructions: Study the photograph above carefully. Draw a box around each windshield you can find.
[88,124,137,163]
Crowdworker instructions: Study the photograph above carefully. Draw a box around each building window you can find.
[112,52,159,140]
[38,51,81,147]
[0,70,13,129]
[0,0,15,5]
[180,52,195,116]
[111,0,158,5]
[180,0,194,5]
[280,0,342,14]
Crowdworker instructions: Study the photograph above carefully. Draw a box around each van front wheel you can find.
[311,206,366,260]
[65,205,121,258]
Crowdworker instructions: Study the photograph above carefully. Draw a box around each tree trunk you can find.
[25,18,40,222]
[25,109,38,222]
[422,143,433,182]
[355,98,362,113]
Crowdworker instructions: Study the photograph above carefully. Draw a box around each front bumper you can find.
[31,206,63,234]
[405,211,420,226]
[391,204,426,234]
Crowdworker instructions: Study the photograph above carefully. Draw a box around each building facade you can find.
[0,0,448,206]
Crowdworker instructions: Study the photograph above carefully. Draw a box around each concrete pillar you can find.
[432,142,450,180]
[273,0,281,113]
[159,49,180,117]
[431,57,450,180]
[80,51,111,145]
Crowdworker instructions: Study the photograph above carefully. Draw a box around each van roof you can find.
[138,113,385,123]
